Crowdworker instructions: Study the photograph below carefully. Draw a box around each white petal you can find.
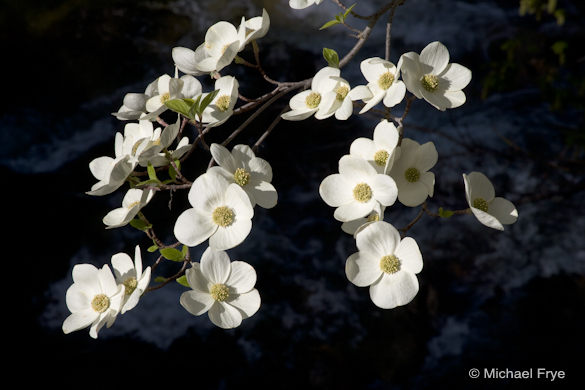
[333,200,375,222]
[369,271,419,309]
[111,253,135,281]
[394,237,423,274]
[185,263,211,292]
[200,247,231,284]
[415,141,438,172]
[369,174,398,206]
[208,301,243,329]
[372,120,399,151]
[226,183,254,219]
[359,89,385,114]
[339,154,376,182]
[420,88,452,111]
[470,207,504,231]
[174,208,217,247]
[465,172,495,202]
[210,143,237,173]
[312,66,340,91]
[180,75,203,98]
[348,85,373,101]
[209,218,252,250]
[345,252,383,287]
[248,157,273,182]
[334,97,354,120]
[349,138,376,160]
[443,90,466,109]
[420,171,435,197]
[172,47,204,75]
[281,108,316,121]
[249,181,278,209]
[188,172,229,210]
[382,80,406,108]
[65,284,90,313]
[419,41,450,74]
[489,197,518,226]
[397,181,429,207]
[355,221,400,258]
[62,310,99,334]
[227,289,261,319]
[438,63,471,91]
[319,174,353,207]
[180,290,214,316]
[226,261,256,293]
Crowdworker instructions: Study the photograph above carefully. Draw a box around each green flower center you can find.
[379,255,401,274]
[473,197,489,212]
[421,74,439,92]
[305,92,322,109]
[210,283,230,302]
[216,95,231,112]
[404,167,421,183]
[378,71,395,90]
[233,168,250,186]
[335,86,349,101]
[160,92,171,104]
[123,277,138,296]
[353,183,373,203]
[212,206,235,227]
[91,294,110,313]
[373,150,389,167]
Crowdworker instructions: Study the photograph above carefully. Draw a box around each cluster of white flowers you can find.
[64,9,275,337]
[277,41,517,309]
[64,5,521,339]
[62,246,151,338]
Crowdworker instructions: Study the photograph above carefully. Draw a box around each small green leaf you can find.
[129,218,152,231]
[199,89,220,113]
[154,276,167,283]
[319,19,341,30]
[147,244,159,253]
[134,178,161,187]
[164,99,193,118]
[176,275,190,288]
[160,247,185,262]
[438,207,454,219]
[188,94,202,118]
[181,245,189,259]
[168,159,181,181]
[323,47,340,68]
[147,162,159,182]
[343,3,357,19]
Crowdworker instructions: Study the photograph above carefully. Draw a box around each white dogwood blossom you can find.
[341,204,385,237]
[111,245,151,314]
[201,76,239,127]
[102,188,154,229]
[349,119,400,174]
[399,41,471,111]
[86,133,136,196]
[346,221,423,309]
[358,57,406,113]
[238,8,270,47]
[281,66,341,121]
[113,78,157,120]
[174,171,254,250]
[389,138,437,207]
[289,0,323,9]
[463,171,518,231]
[62,264,125,338]
[180,247,261,329]
[319,154,398,222]
[209,143,277,209]
[144,74,202,118]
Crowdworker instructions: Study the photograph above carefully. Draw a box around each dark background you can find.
[4,0,584,389]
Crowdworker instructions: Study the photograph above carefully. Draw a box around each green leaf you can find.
[129,218,152,231]
[147,162,159,182]
[199,89,220,113]
[323,47,340,68]
[181,245,189,259]
[343,3,357,19]
[168,159,181,181]
[133,178,161,187]
[160,247,185,262]
[438,207,454,219]
[188,94,202,119]
[164,99,193,118]
[176,275,190,288]
[147,244,159,253]
[154,276,167,283]
[319,19,341,30]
